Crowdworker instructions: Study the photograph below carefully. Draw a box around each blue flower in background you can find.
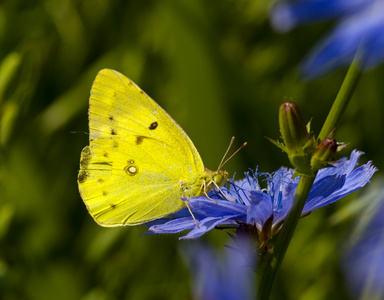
[270,0,384,78]
[183,239,256,300]
[342,178,384,299]
[147,150,376,241]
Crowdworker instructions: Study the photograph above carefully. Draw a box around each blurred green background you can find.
[1,0,384,299]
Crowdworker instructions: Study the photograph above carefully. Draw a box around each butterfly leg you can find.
[185,201,200,228]
[203,179,236,203]
[212,180,236,202]
[201,180,218,204]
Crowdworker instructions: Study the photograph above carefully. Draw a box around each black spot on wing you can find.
[136,136,144,145]
[93,162,112,167]
[111,128,117,135]
[80,147,92,169]
[78,171,88,183]
[82,146,91,156]
[149,121,158,130]
[80,156,90,169]
[135,135,156,145]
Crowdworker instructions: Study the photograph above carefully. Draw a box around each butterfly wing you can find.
[78,69,205,226]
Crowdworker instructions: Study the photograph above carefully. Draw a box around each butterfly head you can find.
[211,169,228,189]
[200,168,228,196]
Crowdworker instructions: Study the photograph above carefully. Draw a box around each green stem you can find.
[259,60,362,300]
[318,61,362,141]
[259,175,315,300]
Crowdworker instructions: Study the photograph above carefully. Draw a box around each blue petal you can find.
[300,7,384,78]
[305,162,377,211]
[303,153,376,212]
[304,175,346,210]
[148,197,248,238]
[270,0,371,32]
[184,240,256,300]
[188,197,248,217]
[180,215,243,239]
[148,217,196,234]
[342,184,384,297]
[269,169,300,224]
[319,150,363,177]
[248,191,273,229]
[270,0,384,78]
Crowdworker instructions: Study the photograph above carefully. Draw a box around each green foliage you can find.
[0,0,383,299]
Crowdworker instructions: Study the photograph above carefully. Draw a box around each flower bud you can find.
[279,102,309,152]
[310,137,337,170]
[279,102,315,175]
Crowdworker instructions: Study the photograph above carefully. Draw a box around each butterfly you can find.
[78,69,228,226]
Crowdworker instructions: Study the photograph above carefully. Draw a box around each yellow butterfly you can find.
[78,69,228,226]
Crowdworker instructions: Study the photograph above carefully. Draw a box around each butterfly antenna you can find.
[218,137,247,171]
[218,136,235,171]
[70,131,89,135]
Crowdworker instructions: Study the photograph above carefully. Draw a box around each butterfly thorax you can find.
[182,168,228,198]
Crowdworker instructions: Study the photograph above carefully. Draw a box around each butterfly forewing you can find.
[78,69,206,226]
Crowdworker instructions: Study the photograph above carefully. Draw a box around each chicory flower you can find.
[342,178,384,299]
[147,150,376,244]
[183,239,256,300]
[270,0,384,78]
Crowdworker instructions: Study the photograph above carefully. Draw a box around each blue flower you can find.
[147,150,376,242]
[270,0,384,78]
[342,178,384,298]
[183,239,256,300]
